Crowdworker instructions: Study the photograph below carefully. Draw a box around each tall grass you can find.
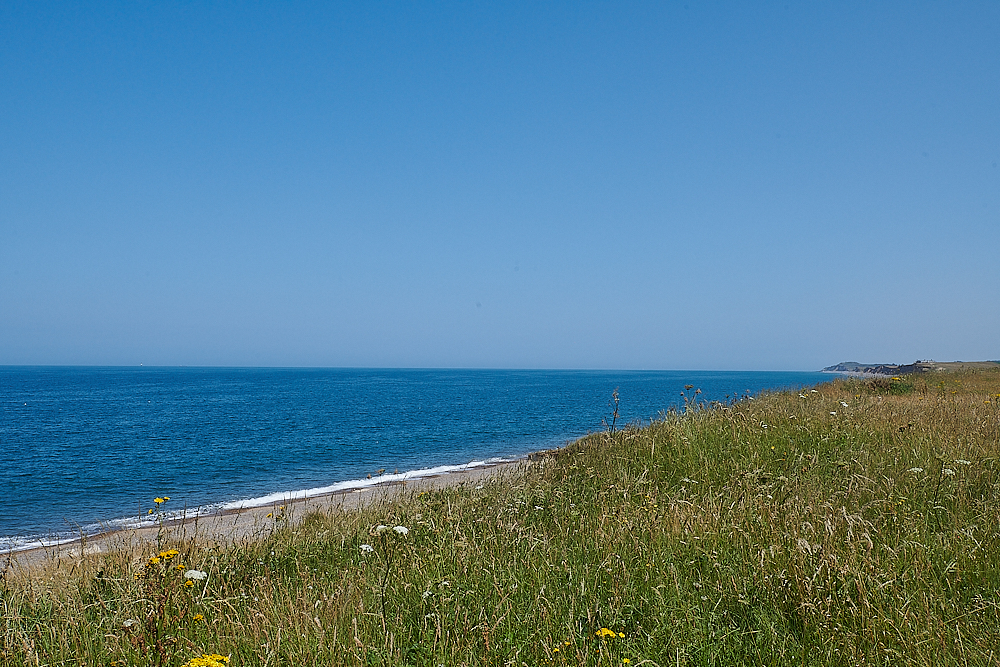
[2,369,999,666]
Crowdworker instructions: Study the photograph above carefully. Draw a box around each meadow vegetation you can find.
[3,369,1000,666]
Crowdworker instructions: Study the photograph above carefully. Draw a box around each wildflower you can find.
[954,459,972,466]
[393,525,409,535]
[185,569,208,580]
[373,524,390,535]
[798,394,806,399]
[596,627,618,639]
[840,401,849,407]
[942,468,955,477]
[160,549,179,560]
[908,467,924,474]
[193,613,205,622]
[180,654,229,667]
[184,580,195,588]
[623,660,631,664]
[266,513,273,518]
[154,497,166,504]
[148,556,161,565]
[830,411,836,416]
[359,544,374,553]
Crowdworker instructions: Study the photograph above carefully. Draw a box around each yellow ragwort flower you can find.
[184,580,194,588]
[180,655,229,667]
[154,497,166,504]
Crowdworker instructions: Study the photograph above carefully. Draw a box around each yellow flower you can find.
[180,655,229,667]
[623,660,631,665]
[193,613,205,622]
[148,556,161,565]
[185,580,194,588]
[160,549,179,560]
[595,627,617,639]
[154,497,166,504]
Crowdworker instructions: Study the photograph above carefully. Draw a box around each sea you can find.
[0,367,833,552]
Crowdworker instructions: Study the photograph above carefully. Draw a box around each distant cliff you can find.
[823,360,1000,375]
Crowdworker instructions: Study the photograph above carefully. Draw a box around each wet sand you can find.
[4,460,525,575]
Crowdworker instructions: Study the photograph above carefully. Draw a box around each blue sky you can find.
[2,2,998,370]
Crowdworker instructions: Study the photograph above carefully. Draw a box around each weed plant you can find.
[2,369,999,665]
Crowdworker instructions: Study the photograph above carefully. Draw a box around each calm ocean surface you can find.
[0,367,833,550]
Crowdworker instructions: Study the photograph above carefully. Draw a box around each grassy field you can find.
[3,369,1000,666]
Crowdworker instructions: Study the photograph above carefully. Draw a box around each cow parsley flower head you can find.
[393,525,409,535]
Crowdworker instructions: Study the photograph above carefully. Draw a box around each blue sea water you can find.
[0,367,833,551]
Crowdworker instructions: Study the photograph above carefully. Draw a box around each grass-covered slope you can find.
[3,370,1000,666]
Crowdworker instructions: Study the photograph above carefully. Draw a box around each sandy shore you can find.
[4,460,525,575]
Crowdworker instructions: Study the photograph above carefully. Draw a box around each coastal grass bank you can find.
[3,368,999,666]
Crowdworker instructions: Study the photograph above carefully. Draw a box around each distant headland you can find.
[823,360,1000,376]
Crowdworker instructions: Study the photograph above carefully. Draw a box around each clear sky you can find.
[2,2,998,370]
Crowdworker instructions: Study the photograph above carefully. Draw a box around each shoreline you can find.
[4,457,528,574]
[1,456,531,554]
